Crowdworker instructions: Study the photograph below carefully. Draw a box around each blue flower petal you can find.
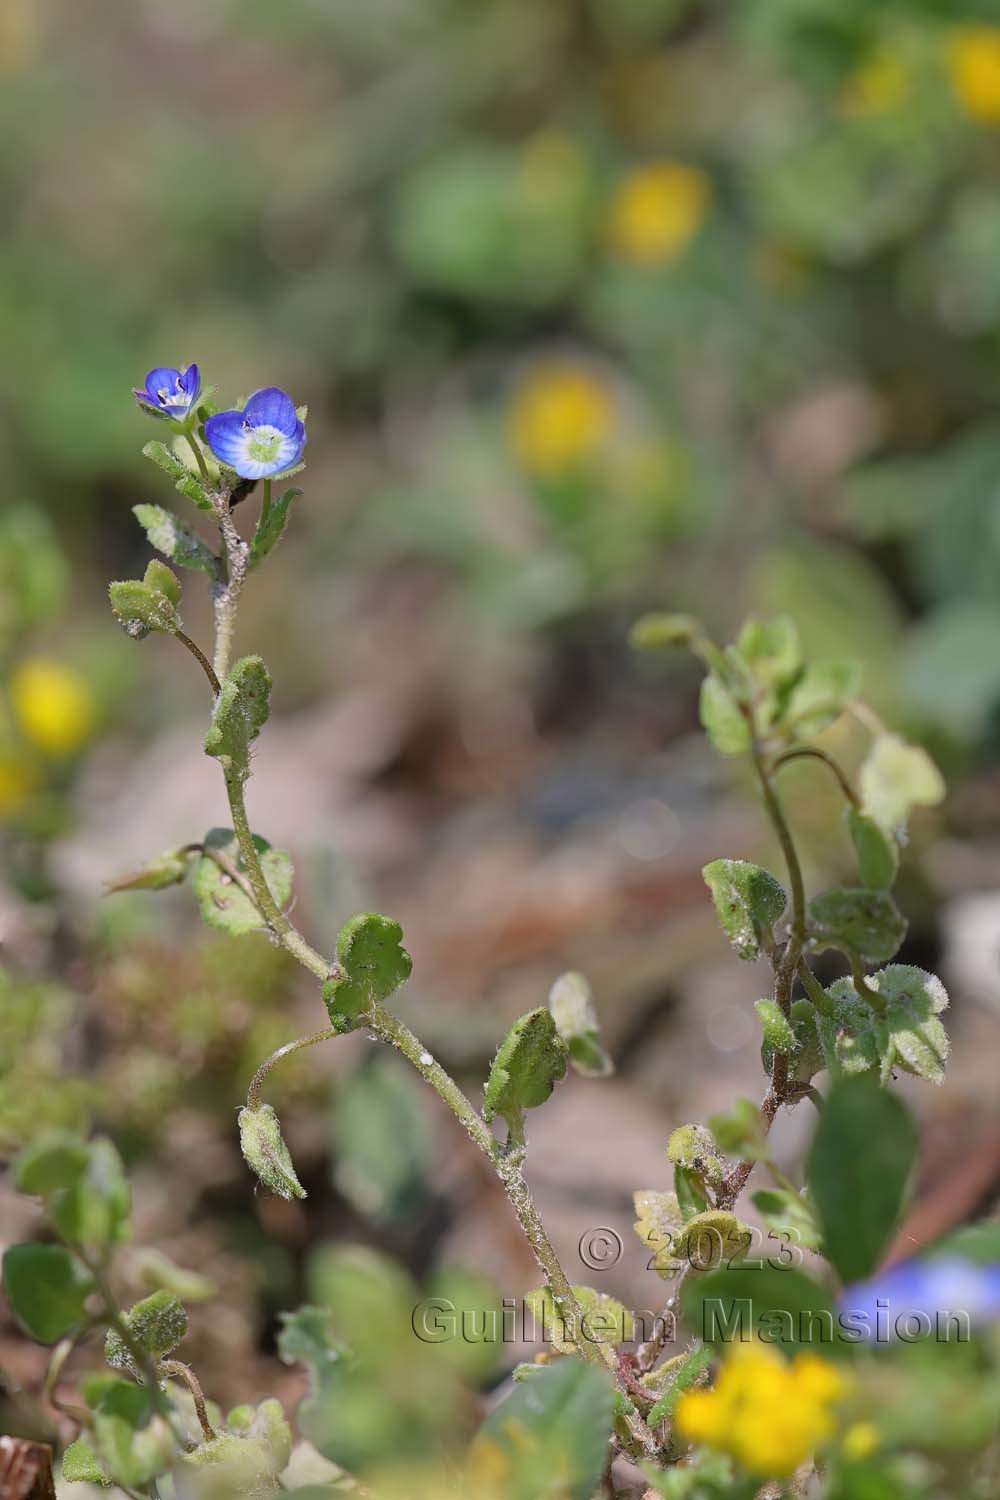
[205,410,250,470]
[840,1255,1000,1342]
[242,386,299,436]
[144,368,180,406]
[178,364,201,402]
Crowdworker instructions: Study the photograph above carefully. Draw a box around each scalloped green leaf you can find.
[132,504,218,574]
[860,733,945,832]
[204,655,272,782]
[809,887,907,964]
[870,964,950,1085]
[193,828,293,936]
[108,559,182,639]
[703,859,787,961]
[737,615,802,689]
[482,1007,567,1131]
[548,972,613,1078]
[105,1291,188,1378]
[322,913,413,1033]
[524,1285,635,1355]
[62,1436,110,1486]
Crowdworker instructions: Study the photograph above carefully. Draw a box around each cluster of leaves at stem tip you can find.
[2,363,979,1500]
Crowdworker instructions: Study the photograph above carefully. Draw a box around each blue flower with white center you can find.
[840,1255,1000,1342]
[133,364,201,420]
[204,388,306,481]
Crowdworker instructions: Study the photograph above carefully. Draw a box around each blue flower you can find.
[133,364,201,420]
[204,388,306,480]
[840,1255,1000,1342]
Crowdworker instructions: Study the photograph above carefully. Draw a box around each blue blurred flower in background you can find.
[205,387,306,480]
[841,1255,1000,1341]
[133,364,201,419]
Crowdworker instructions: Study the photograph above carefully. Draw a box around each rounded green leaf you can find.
[808,887,907,964]
[132,504,217,575]
[322,913,413,1033]
[14,1132,90,1196]
[62,1436,110,1486]
[204,656,272,782]
[703,859,787,961]
[3,1243,92,1343]
[105,1290,188,1376]
[629,612,699,651]
[193,828,293,936]
[699,674,751,756]
[860,733,945,832]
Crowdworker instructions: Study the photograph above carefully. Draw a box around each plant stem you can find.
[246,1027,340,1110]
[223,770,330,982]
[366,1007,498,1159]
[772,747,860,809]
[752,741,806,958]
[158,1361,215,1441]
[175,630,221,695]
[183,429,212,485]
[212,497,250,682]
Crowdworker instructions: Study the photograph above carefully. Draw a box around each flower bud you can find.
[238,1104,306,1201]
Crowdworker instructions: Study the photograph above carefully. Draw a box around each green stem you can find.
[752,741,807,954]
[183,428,212,486]
[367,1007,498,1160]
[224,771,330,982]
[246,1027,340,1110]
[772,746,860,809]
[259,478,272,536]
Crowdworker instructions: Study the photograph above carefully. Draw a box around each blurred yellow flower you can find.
[11,657,95,758]
[607,162,712,267]
[840,49,909,116]
[842,1421,879,1461]
[676,1345,849,1479]
[0,756,37,817]
[949,27,1000,122]
[510,365,614,479]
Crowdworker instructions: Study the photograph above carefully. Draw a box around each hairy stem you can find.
[246,1027,340,1110]
[159,1361,215,1442]
[183,429,212,486]
[772,747,859,810]
[224,770,330,982]
[175,630,221,695]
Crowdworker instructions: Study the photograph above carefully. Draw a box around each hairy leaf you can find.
[322,913,413,1033]
[482,1007,568,1131]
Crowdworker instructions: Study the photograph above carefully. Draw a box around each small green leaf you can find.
[646,1343,714,1426]
[548,972,613,1078]
[132,503,218,574]
[870,964,950,1085]
[105,1291,187,1379]
[105,846,196,893]
[785,661,862,736]
[751,1188,822,1253]
[633,1189,684,1277]
[846,807,899,890]
[3,1243,92,1343]
[703,859,787,961]
[682,1265,837,1349]
[204,655,272,782]
[524,1285,634,1355]
[860,733,945,832]
[193,828,293,936]
[108,559,182,639]
[238,1103,307,1201]
[482,1007,568,1131]
[808,887,907,964]
[62,1436,110,1486]
[322,913,413,1033]
[474,1360,615,1500]
[807,1075,918,1285]
[629,612,699,651]
[737,615,802,689]
[708,1098,769,1162]
[667,1124,723,1184]
[142,439,214,511]
[674,1164,710,1221]
[47,1138,130,1250]
[250,488,302,569]
[673,1211,752,1272]
[755,998,796,1054]
[699,674,751,756]
[14,1132,90,1196]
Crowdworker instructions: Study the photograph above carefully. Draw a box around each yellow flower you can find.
[948,27,1000,122]
[675,1345,850,1479]
[510,365,614,479]
[11,657,95,758]
[607,162,712,267]
[0,756,36,817]
[840,49,909,116]
[843,1421,879,1461]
